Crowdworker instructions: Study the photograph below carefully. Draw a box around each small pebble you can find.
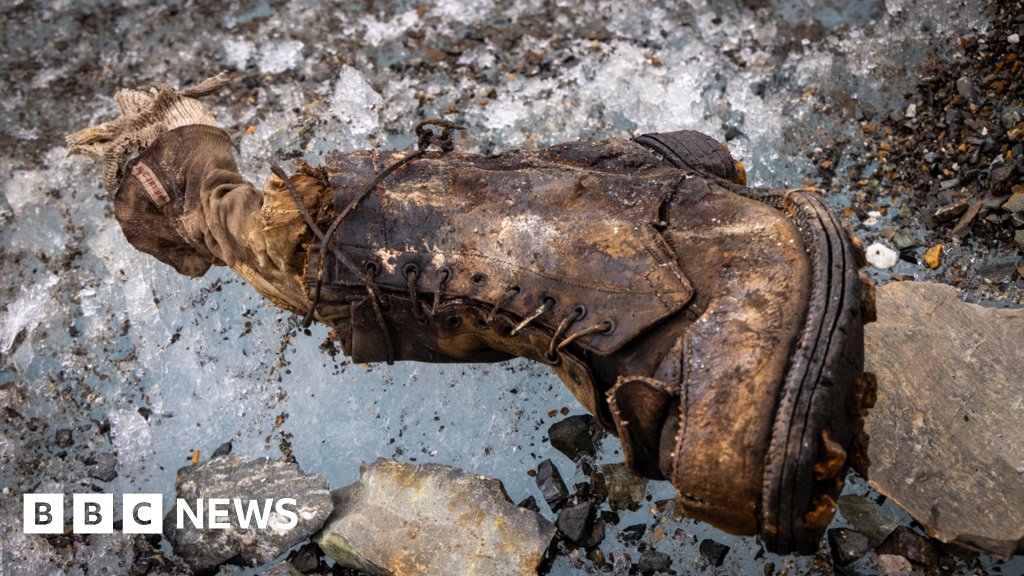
[866,243,899,269]
[1010,33,1020,44]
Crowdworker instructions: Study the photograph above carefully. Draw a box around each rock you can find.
[951,201,983,238]
[699,538,730,567]
[877,554,912,575]
[54,428,73,448]
[923,152,943,164]
[866,243,898,269]
[1016,229,1024,248]
[865,281,1024,560]
[617,523,645,545]
[827,528,869,567]
[1010,33,1020,44]
[637,549,671,574]
[956,76,978,99]
[923,244,942,269]
[600,463,648,512]
[536,459,569,511]
[836,495,897,547]
[976,261,1019,282]
[163,454,332,574]
[547,415,602,461]
[313,459,555,576]
[584,517,606,548]
[876,526,939,567]
[932,199,968,223]
[261,562,304,576]
[556,501,596,545]
[1004,192,1024,213]
[517,495,540,513]
[589,471,608,498]
[891,228,918,250]
[90,453,117,482]
[859,100,877,121]
[211,441,232,458]
[288,542,321,573]
[990,164,1016,195]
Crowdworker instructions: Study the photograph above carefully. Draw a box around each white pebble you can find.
[905,103,916,118]
[878,554,912,575]
[1010,33,1020,44]
[866,242,898,269]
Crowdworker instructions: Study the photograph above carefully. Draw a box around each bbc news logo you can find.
[24,494,299,534]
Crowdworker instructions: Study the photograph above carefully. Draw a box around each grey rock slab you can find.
[864,281,1024,560]
[536,458,569,511]
[162,454,332,574]
[836,495,897,548]
[827,528,869,567]
[312,458,556,576]
[698,538,730,567]
[556,500,595,545]
[637,549,671,574]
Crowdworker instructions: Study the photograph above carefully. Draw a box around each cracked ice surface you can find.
[1,0,1021,575]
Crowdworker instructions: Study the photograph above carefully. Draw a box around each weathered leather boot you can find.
[69,74,869,553]
[307,130,871,554]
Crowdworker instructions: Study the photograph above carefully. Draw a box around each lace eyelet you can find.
[599,318,616,334]
[544,350,561,365]
[471,272,489,286]
[403,263,420,278]
[475,317,489,329]
[573,304,587,321]
[439,266,453,281]
[446,316,462,329]
[363,260,381,277]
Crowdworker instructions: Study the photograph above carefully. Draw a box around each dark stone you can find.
[859,100,877,121]
[637,549,671,574]
[288,542,321,573]
[555,501,596,546]
[547,415,602,461]
[723,125,743,141]
[163,454,332,574]
[517,495,540,513]
[601,510,620,526]
[957,76,978,99]
[976,261,1018,282]
[876,526,940,567]
[923,152,943,164]
[601,463,648,512]
[90,453,118,482]
[137,406,152,420]
[990,164,1016,195]
[764,561,776,576]
[945,108,962,124]
[584,517,606,548]
[536,459,569,511]
[54,428,73,448]
[211,441,232,458]
[828,528,870,566]
[699,539,730,567]
[617,523,646,544]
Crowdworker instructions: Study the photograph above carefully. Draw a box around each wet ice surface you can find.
[1,0,1022,574]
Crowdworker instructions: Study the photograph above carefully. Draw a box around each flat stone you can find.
[547,415,603,461]
[865,282,1024,560]
[555,500,595,545]
[892,228,918,250]
[976,261,1019,282]
[584,517,606,548]
[1003,193,1024,213]
[617,523,645,545]
[163,454,332,574]
[288,542,321,573]
[878,554,912,575]
[827,528,869,567]
[932,199,969,223]
[956,76,978,99]
[517,495,540,513]
[699,538,730,567]
[89,453,117,482]
[313,459,555,576]
[836,495,897,548]
[637,549,671,574]
[1016,229,1024,248]
[601,463,648,512]
[211,441,232,458]
[876,526,940,567]
[536,459,569,511]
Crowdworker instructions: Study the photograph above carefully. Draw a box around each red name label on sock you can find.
[131,162,170,207]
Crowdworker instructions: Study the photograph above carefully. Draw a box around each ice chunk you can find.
[0,273,58,353]
[360,10,420,47]
[258,40,304,75]
[223,37,255,70]
[330,66,383,135]
[3,169,47,214]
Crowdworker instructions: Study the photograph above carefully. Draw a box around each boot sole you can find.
[750,188,865,554]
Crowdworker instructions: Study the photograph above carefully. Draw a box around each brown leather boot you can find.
[306,130,870,554]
